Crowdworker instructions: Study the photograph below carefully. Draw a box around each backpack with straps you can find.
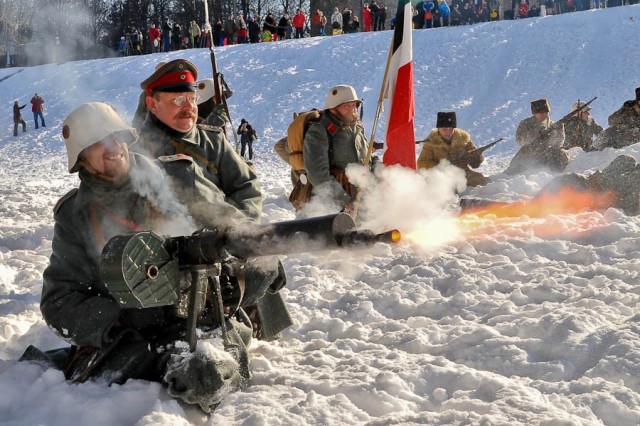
[284,109,339,210]
[286,109,336,172]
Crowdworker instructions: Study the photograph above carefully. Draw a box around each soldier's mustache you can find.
[177,111,197,119]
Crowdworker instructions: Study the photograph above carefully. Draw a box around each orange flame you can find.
[458,187,617,239]
[405,187,617,248]
[462,187,617,218]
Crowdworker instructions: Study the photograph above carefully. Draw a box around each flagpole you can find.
[352,37,394,220]
[364,37,394,169]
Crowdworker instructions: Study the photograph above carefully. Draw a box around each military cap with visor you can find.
[140,59,199,95]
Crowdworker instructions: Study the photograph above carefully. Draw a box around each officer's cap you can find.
[140,59,198,96]
[436,111,456,128]
[531,99,551,114]
[62,102,137,173]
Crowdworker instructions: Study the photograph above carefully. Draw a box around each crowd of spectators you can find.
[115,0,637,56]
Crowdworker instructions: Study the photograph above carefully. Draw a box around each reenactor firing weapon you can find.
[553,96,598,127]
[203,1,240,151]
[100,213,401,353]
[450,137,506,167]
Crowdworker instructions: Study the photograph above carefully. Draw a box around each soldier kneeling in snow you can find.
[417,111,489,187]
[20,102,287,413]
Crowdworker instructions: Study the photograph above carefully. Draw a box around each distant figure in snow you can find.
[13,101,27,137]
[30,93,46,129]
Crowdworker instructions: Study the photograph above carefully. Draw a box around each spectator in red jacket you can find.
[293,9,306,38]
[518,0,529,18]
[30,93,45,129]
[148,24,161,53]
[363,3,374,31]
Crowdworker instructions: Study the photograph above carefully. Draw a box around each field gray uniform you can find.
[135,114,262,221]
[562,116,603,151]
[506,116,568,175]
[37,153,274,412]
[303,111,369,204]
[595,101,640,150]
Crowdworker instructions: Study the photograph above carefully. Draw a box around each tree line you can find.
[0,0,308,66]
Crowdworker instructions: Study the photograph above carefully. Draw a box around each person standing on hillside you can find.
[238,118,258,162]
[293,9,306,38]
[148,24,161,53]
[417,112,488,187]
[30,93,46,129]
[363,3,373,31]
[13,101,27,136]
[162,18,172,52]
[189,21,201,48]
[310,9,323,36]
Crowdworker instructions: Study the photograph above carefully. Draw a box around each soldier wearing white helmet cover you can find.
[562,100,603,151]
[302,84,369,211]
[27,102,278,413]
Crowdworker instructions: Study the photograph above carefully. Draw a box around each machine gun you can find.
[100,213,400,352]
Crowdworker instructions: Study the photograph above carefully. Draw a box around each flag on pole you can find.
[382,0,416,169]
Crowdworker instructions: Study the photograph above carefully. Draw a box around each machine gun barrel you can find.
[170,213,400,264]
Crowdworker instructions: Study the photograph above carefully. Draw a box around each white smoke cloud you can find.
[129,160,199,237]
[348,161,469,251]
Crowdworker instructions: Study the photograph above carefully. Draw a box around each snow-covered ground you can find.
[2,6,640,425]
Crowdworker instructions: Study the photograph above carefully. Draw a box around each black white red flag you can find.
[382,0,416,169]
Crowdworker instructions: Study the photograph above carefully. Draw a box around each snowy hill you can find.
[2,6,640,425]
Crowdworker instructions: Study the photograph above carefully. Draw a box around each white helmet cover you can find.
[62,102,137,173]
[196,78,215,104]
[324,85,362,110]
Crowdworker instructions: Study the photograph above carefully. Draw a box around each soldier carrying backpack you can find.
[281,85,370,212]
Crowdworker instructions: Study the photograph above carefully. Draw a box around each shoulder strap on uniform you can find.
[170,139,219,175]
[53,188,78,214]
[197,123,223,133]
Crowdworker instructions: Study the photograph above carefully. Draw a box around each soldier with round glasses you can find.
[133,59,292,346]
[134,58,262,220]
